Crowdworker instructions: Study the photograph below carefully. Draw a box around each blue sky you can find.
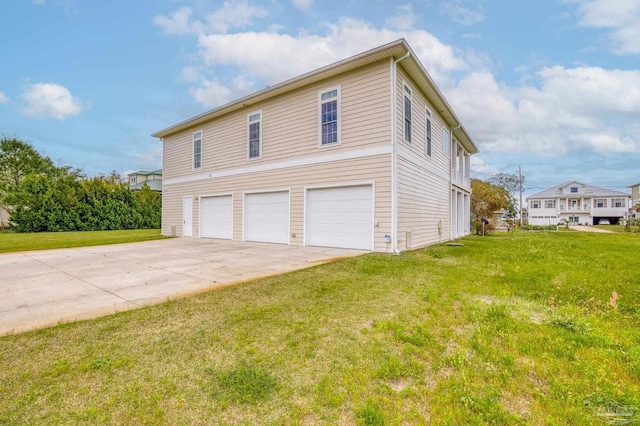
[1,0,639,195]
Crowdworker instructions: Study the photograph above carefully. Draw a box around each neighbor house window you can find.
[531,200,541,208]
[613,198,625,207]
[545,200,556,208]
[319,87,340,145]
[425,109,432,156]
[129,176,136,184]
[571,187,578,193]
[443,128,451,158]
[569,216,579,223]
[403,84,412,143]
[594,198,607,208]
[193,130,202,169]
[248,112,262,159]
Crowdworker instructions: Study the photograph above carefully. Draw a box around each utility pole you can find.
[518,165,523,227]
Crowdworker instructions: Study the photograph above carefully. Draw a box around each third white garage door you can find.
[200,195,233,239]
[305,185,373,250]
[244,191,290,244]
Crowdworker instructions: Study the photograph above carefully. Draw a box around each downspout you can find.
[391,51,411,254]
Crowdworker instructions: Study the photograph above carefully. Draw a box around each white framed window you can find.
[193,130,202,169]
[129,176,137,184]
[545,200,556,208]
[571,187,578,193]
[531,200,541,208]
[319,86,340,146]
[403,83,412,143]
[594,198,607,208]
[613,198,625,208]
[443,127,450,158]
[247,111,262,159]
[425,109,432,156]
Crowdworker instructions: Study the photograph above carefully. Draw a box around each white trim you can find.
[164,145,392,186]
[247,110,262,160]
[303,182,375,251]
[242,189,291,245]
[192,130,203,170]
[318,85,341,147]
[403,80,412,144]
[443,127,451,158]
[425,107,432,157]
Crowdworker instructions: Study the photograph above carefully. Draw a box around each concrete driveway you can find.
[0,238,365,335]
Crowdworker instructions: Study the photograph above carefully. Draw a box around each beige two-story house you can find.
[153,39,477,253]
[128,169,163,191]
[527,181,631,226]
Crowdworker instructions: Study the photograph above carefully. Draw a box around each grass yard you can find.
[1,231,638,424]
[593,224,640,233]
[0,229,165,253]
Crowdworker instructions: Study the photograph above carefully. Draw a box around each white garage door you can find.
[244,191,289,244]
[200,195,233,239]
[305,185,373,250]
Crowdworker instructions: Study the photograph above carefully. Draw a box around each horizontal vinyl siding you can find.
[394,67,454,249]
[396,68,450,181]
[397,156,451,249]
[162,60,392,181]
[162,154,393,252]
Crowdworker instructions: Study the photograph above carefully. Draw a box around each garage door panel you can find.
[306,185,373,250]
[244,192,289,244]
[200,195,233,239]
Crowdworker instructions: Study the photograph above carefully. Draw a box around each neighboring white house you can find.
[128,169,162,191]
[152,39,477,253]
[526,181,631,226]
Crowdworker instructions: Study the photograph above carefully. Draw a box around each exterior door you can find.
[183,196,193,237]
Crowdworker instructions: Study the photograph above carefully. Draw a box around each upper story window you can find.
[248,112,262,159]
[570,187,578,193]
[319,87,340,146]
[425,109,432,156]
[613,198,625,208]
[545,200,556,208]
[443,128,450,158]
[594,198,607,208]
[129,176,137,184]
[403,84,412,143]
[531,200,541,208]
[193,130,202,169]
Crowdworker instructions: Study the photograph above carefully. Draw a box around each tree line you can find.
[0,136,160,232]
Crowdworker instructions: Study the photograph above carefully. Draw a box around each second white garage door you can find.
[305,185,373,250]
[244,191,290,244]
[200,195,233,239]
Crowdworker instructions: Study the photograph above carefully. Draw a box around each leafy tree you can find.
[0,137,57,211]
[470,178,510,234]
[488,171,524,215]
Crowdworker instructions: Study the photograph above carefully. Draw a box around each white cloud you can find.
[188,80,235,108]
[470,156,500,177]
[385,4,417,31]
[153,7,201,35]
[0,91,9,104]
[292,0,313,11]
[22,83,86,119]
[440,0,484,26]
[570,0,640,54]
[154,2,267,35]
[197,17,467,90]
[449,66,640,156]
[206,1,268,33]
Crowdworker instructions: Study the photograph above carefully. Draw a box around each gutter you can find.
[391,51,411,254]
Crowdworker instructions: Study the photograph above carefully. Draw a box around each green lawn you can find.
[593,224,640,233]
[0,229,165,253]
[1,231,638,424]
